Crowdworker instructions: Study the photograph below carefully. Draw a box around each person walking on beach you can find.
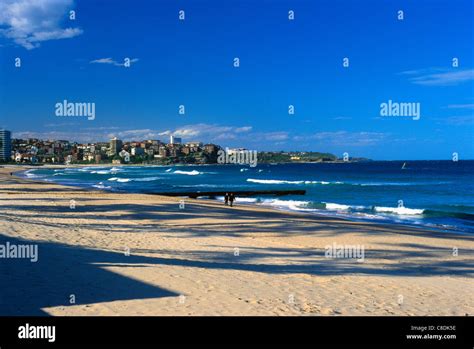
[229,193,235,207]
[224,193,229,206]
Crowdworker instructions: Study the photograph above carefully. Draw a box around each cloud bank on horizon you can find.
[13,124,390,151]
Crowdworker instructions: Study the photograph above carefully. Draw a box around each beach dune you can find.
[0,167,473,316]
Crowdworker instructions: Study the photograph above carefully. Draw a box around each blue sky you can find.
[0,0,473,160]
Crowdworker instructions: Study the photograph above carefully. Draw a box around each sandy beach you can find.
[0,166,472,316]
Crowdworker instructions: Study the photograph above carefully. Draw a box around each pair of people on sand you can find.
[224,192,235,207]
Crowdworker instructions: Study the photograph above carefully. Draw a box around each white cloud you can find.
[170,123,252,140]
[108,129,161,140]
[308,131,388,146]
[400,68,474,86]
[214,133,237,140]
[260,131,289,141]
[0,0,82,49]
[234,126,252,133]
[172,128,201,138]
[90,57,139,67]
[14,125,389,150]
[21,123,253,143]
[435,115,474,126]
[445,104,474,109]
[90,58,116,64]
[43,121,79,127]
[14,130,97,142]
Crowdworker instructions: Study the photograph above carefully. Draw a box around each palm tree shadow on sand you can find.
[0,234,178,316]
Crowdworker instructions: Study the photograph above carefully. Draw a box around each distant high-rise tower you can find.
[170,135,182,145]
[110,137,123,154]
[0,129,12,162]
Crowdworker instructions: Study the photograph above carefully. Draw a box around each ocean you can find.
[20,161,474,233]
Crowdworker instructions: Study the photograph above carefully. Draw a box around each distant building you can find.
[185,142,202,153]
[203,144,218,154]
[96,142,109,153]
[0,129,12,162]
[168,146,180,157]
[110,137,123,154]
[185,142,202,148]
[146,148,154,156]
[131,147,144,156]
[170,135,182,145]
[227,148,247,155]
[84,153,96,162]
[119,149,130,162]
[158,146,168,158]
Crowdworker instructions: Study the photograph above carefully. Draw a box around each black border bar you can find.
[0,316,472,348]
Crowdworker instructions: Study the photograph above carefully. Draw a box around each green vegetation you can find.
[257,151,337,163]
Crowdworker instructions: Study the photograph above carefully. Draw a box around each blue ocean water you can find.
[21,161,474,233]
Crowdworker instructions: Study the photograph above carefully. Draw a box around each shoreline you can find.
[1,166,473,315]
[11,164,470,236]
[4,159,473,171]
[8,165,361,227]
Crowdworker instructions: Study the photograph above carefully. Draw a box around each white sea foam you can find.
[374,206,425,215]
[86,166,122,175]
[108,177,152,183]
[261,199,314,211]
[324,203,367,211]
[246,178,342,185]
[92,182,112,189]
[132,176,161,182]
[236,197,258,203]
[247,179,300,184]
[174,170,201,176]
[24,170,39,178]
[216,196,259,204]
[180,184,221,188]
[325,203,351,211]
